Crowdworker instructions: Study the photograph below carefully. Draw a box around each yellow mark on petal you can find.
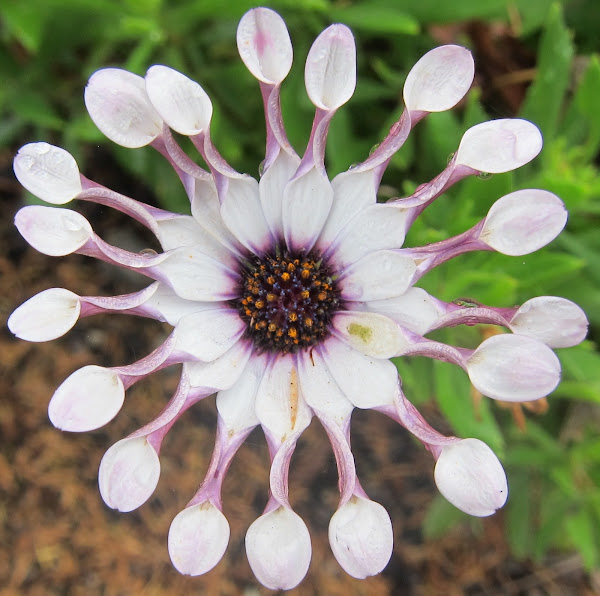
[289,366,298,430]
[347,322,373,344]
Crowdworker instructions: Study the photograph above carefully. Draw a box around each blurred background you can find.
[1,0,599,594]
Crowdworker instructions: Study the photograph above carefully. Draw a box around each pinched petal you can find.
[255,355,312,439]
[168,502,230,576]
[283,166,333,252]
[85,68,162,148]
[479,189,567,256]
[332,311,408,359]
[49,365,124,431]
[173,309,246,362]
[141,283,216,325]
[434,438,508,516]
[305,24,356,110]
[455,119,543,173]
[9,288,80,342]
[403,45,474,113]
[340,250,416,301]
[329,496,393,578]
[246,506,311,591]
[15,205,92,256]
[145,65,213,135]
[98,436,160,512]
[321,337,398,408]
[237,7,293,84]
[220,177,274,254]
[467,334,561,402]
[328,203,408,268]
[13,143,82,204]
[510,296,588,348]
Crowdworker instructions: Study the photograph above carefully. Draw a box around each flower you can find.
[9,6,588,590]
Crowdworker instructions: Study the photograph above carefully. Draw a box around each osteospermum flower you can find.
[9,7,588,590]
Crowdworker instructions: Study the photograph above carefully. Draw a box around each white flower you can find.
[9,6,588,589]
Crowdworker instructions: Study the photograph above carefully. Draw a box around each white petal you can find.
[467,334,561,402]
[479,189,567,256]
[297,350,353,422]
[145,65,212,135]
[246,507,311,591]
[173,309,245,362]
[15,205,92,256]
[434,438,508,517]
[329,203,408,268]
[333,311,408,359]
[158,247,237,301]
[98,436,160,512]
[455,119,543,173]
[49,365,124,431]
[362,287,441,335]
[403,45,474,113]
[259,150,300,239]
[220,177,273,254]
[168,503,230,576]
[329,497,393,578]
[216,355,265,433]
[237,7,293,84]
[185,340,252,390]
[255,356,312,439]
[283,167,333,252]
[8,288,80,342]
[305,24,356,110]
[85,68,162,148]
[322,337,398,408]
[340,250,416,301]
[143,283,216,325]
[13,142,82,204]
[317,169,377,251]
[510,296,588,348]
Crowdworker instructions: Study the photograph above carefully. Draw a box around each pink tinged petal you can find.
[329,496,393,578]
[245,506,311,591]
[510,296,588,348]
[434,438,508,517]
[479,189,567,256]
[220,177,273,254]
[322,337,398,408]
[340,250,416,301]
[455,119,543,174]
[297,349,353,422]
[467,334,561,402]
[333,311,408,359]
[8,288,80,342]
[283,167,333,252]
[259,150,300,239]
[84,68,162,148]
[317,169,377,251]
[13,143,82,204]
[216,354,266,433]
[48,365,124,431]
[328,203,408,268]
[172,309,246,362]
[305,24,356,110]
[98,436,160,512]
[237,7,293,84]
[403,45,474,113]
[362,287,441,335]
[142,283,217,325]
[15,205,92,256]
[185,340,252,390]
[168,502,230,576]
[145,65,213,135]
[157,247,237,301]
[255,356,312,440]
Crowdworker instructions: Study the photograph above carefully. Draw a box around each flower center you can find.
[233,248,341,353]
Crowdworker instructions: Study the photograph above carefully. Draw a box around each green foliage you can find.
[2,0,599,575]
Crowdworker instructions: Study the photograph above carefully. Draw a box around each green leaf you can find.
[329,5,419,35]
[506,470,533,558]
[565,509,599,570]
[423,495,467,539]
